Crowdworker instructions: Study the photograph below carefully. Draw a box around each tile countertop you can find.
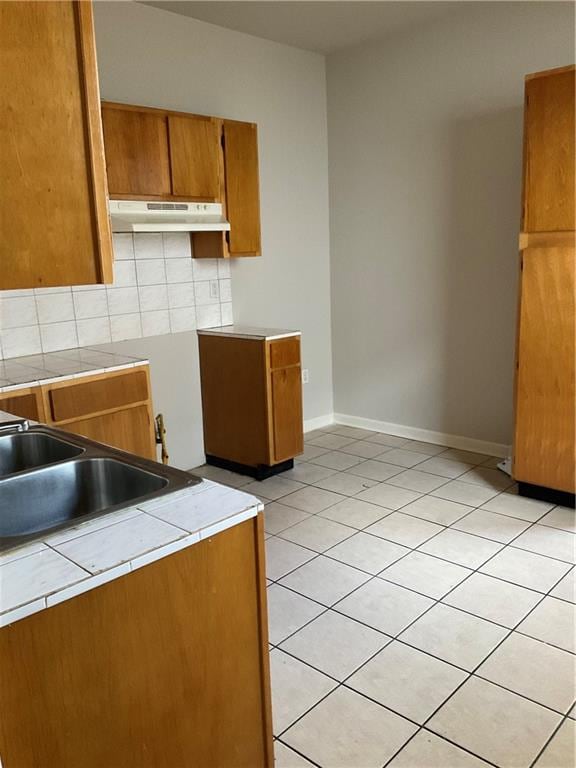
[0,476,263,628]
[197,325,301,341]
[0,348,149,393]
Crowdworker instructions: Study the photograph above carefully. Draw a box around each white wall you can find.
[327,1,574,448]
[92,1,333,468]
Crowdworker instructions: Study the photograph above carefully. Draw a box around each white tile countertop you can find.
[197,325,301,341]
[0,479,263,627]
[0,347,149,393]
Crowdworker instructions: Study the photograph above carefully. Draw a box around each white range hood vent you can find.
[109,200,231,233]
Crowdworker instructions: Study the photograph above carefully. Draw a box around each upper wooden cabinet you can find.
[168,115,221,199]
[522,66,575,233]
[101,102,261,257]
[0,0,113,289]
[101,108,171,197]
[223,120,262,257]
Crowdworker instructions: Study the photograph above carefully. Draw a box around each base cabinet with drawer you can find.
[198,330,304,478]
[0,366,156,461]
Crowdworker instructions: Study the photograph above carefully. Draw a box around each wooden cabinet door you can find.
[514,246,575,492]
[223,120,261,256]
[0,387,45,423]
[168,115,221,199]
[523,67,575,233]
[102,106,171,197]
[62,406,156,460]
[270,367,303,463]
[0,1,113,288]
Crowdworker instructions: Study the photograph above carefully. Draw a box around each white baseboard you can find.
[304,413,335,433]
[333,412,510,458]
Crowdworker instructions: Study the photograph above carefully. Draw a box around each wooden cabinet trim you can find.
[0,386,46,423]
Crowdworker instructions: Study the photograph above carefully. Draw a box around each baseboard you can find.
[304,413,335,433]
[333,412,510,458]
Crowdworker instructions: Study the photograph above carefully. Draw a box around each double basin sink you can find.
[0,423,198,550]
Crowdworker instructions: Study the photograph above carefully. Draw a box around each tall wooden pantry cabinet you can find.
[513,65,575,502]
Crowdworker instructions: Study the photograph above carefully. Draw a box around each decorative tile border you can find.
[0,233,234,359]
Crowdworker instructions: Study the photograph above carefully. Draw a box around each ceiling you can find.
[142,1,469,54]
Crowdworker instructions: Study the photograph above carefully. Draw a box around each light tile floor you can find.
[192,424,576,768]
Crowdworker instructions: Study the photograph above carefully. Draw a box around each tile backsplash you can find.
[0,233,233,360]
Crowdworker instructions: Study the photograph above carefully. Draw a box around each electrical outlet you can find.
[302,369,310,384]
[209,280,220,300]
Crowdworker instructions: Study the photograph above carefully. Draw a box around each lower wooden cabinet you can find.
[0,516,274,768]
[513,244,575,494]
[198,332,304,472]
[0,366,157,461]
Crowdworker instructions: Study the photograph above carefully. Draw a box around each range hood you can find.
[109,200,231,233]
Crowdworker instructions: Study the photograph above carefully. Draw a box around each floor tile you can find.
[534,719,576,768]
[308,450,363,471]
[378,448,431,468]
[299,444,330,462]
[264,502,311,535]
[336,578,433,635]
[442,448,490,463]
[281,486,345,514]
[339,440,391,459]
[380,551,472,599]
[366,512,443,548]
[306,433,357,450]
[365,433,411,448]
[312,472,377,496]
[481,492,554,522]
[403,440,448,456]
[386,469,449,493]
[317,497,391,529]
[401,495,473,526]
[328,532,410,574]
[418,528,503,568]
[452,508,532,544]
[279,555,370,606]
[477,632,576,713]
[480,547,572,593]
[400,603,508,670]
[356,484,422,510]
[243,476,304,501]
[431,481,499,507]
[265,536,316,581]
[457,466,514,490]
[517,597,575,653]
[442,572,541,628]
[550,568,575,603]
[416,457,474,478]
[274,741,315,767]
[428,676,562,768]
[267,584,325,645]
[348,641,467,723]
[512,526,576,564]
[283,463,337,485]
[539,506,576,533]
[283,687,417,768]
[279,516,356,553]
[387,730,490,767]
[347,459,404,482]
[280,610,388,680]
[190,464,252,488]
[270,649,336,734]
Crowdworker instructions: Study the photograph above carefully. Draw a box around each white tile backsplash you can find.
[136,259,166,286]
[0,235,234,359]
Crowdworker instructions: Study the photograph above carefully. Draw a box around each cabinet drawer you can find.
[269,338,300,369]
[47,370,150,423]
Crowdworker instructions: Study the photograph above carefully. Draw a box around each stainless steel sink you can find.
[0,432,84,476]
[0,425,199,550]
